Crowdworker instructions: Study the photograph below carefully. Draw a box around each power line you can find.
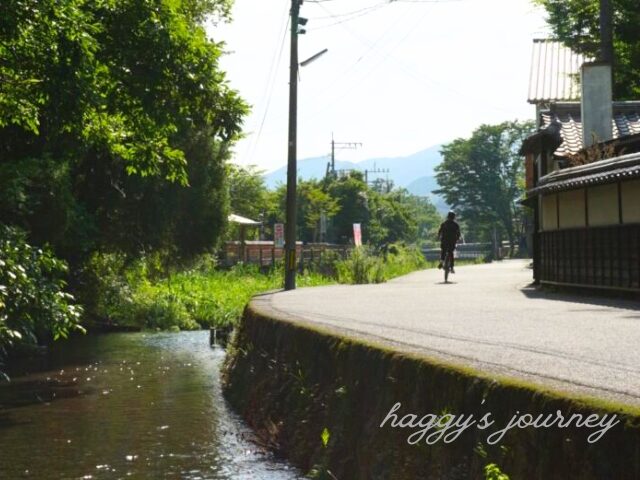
[309,2,389,29]
[305,0,410,98]
[305,0,515,118]
[244,3,290,164]
[310,2,388,21]
[303,2,431,119]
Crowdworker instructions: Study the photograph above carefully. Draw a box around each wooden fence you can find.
[539,224,640,292]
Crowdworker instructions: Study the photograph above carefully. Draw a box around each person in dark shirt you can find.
[437,211,461,273]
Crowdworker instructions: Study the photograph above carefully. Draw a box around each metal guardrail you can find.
[422,243,494,261]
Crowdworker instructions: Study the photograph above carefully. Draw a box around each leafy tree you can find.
[435,121,534,253]
[367,190,417,247]
[266,179,340,243]
[0,225,83,376]
[534,0,640,99]
[302,187,340,242]
[0,0,247,261]
[326,172,370,244]
[399,193,442,246]
[228,165,269,221]
[264,172,439,248]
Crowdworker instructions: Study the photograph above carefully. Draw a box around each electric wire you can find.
[244,4,290,164]
[304,0,514,119]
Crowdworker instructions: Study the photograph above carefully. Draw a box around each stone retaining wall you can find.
[222,303,640,479]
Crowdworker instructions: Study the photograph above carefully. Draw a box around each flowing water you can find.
[0,331,302,479]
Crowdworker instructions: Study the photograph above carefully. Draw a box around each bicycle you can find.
[443,249,454,283]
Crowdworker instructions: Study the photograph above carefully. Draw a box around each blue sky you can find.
[210,0,550,172]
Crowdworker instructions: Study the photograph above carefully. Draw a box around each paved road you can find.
[252,260,640,407]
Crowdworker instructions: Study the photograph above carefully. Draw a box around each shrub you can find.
[382,243,427,279]
[336,247,386,284]
[0,225,83,374]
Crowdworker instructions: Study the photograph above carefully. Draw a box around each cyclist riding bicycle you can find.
[437,211,461,273]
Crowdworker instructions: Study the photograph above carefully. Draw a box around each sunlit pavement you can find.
[254,260,640,407]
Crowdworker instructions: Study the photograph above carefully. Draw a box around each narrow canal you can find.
[0,331,302,479]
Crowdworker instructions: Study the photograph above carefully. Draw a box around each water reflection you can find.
[0,331,302,479]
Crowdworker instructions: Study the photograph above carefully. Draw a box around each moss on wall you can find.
[222,304,640,479]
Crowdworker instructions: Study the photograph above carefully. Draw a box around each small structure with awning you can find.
[227,213,262,264]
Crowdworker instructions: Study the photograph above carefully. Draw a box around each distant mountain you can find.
[264,156,356,189]
[264,145,443,190]
[405,175,439,196]
[405,176,449,214]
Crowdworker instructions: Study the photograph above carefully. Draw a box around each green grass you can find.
[123,264,334,330]
[94,246,489,331]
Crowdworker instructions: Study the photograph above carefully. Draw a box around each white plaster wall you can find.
[559,189,586,228]
[588,183,619,226]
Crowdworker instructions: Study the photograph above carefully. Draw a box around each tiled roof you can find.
[528,39,589,104]
[540,102,640,156]
[530,152,640,195]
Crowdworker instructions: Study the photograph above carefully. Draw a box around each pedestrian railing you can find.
[422,243,493,261]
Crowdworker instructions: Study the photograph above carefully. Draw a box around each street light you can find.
[301,48,328,67]
[284,1,327,290]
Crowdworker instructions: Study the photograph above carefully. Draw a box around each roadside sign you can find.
[274,223,285,248]
[353,223,362,247]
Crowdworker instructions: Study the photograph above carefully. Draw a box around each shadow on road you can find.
[520,283,640,315]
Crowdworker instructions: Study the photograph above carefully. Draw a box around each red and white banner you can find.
[353,223,362,247]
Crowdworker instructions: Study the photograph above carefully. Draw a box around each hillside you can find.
[264,145,442,189]
[263,145,448,213]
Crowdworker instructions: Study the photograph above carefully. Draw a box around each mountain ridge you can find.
[263,144,448,212]
[264,145,442,188]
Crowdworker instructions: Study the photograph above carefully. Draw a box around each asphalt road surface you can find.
[252,260,640,407]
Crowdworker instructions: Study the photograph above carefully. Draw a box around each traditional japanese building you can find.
[521,40,640,293]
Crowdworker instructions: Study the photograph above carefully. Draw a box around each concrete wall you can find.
[588,183,619,226]
[581,63,613,147]
[622,179,640,224]
[558,189,586,228]
[223,303,640,480]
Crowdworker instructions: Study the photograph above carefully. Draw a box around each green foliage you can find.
[326,173,370,244]
[335,244,426,284]
[321,427,331,448]
[300,183,341,242]
[484,463,510,480]
[336,247,385,284]
[534,0,640,99]
[266,171,441,248]
[0,0,248,263]
[435,121,534,251]
[366,189,419,247]
[0,225,83,363]
[86,256,334,330]
[85,244,432,330]
[381,244,428,279]
[228,164,269,221]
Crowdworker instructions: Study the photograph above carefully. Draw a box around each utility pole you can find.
[364,164,390,188]
[329,133,362,178]
[284,0,302,291]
